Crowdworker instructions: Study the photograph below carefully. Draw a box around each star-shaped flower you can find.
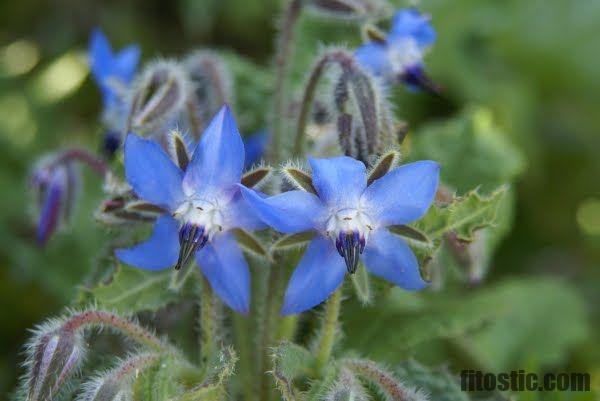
[89,29,140,110]
[241,156,439,314]
[115,105,264,313]
[355,9,437,92]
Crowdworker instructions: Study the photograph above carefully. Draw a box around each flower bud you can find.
[30,155,80,246]
[184,51,232,128]
[326,368,369,401]
[78,354,159,401]
[26,326,86,401]
[129,60,190,132]
[78,377,126,401]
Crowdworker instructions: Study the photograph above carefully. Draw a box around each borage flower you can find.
[355,9,438,92]
[240,156,439,315]
[115,105,264,313]
[89,29,140,110]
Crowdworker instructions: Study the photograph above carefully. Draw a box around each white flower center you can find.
[387,37,423,75]
[173,198,224,241]
[172,197,225,270]
[325,208,374,273]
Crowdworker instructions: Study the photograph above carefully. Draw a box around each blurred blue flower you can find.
[241,156,439,315]
[89,29,140,110]
[115,105,264,313]
[244,131,269,170]
[355,9,438,92]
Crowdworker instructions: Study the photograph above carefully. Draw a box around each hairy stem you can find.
[260,264,284,401]
[276,315,299,343]
[315,287,343,370]
[56,148,108,175]
[271,0,303,162]
[292,50,355,156]
[200,276,219,365]
[62,310,166,351]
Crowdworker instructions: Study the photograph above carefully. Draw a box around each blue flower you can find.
[89,29,140,110]
[240,156,439,315]
[115,105,264,314]
[355,9,437,92]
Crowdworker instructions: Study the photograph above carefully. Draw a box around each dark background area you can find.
[0,0,598,395]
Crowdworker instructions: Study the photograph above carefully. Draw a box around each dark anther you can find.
[399,65,442,96]
[335,230,364,274]
[175,222,208,270]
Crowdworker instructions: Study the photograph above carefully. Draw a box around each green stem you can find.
[315,287,343,370]
[200,276,218,365]
[292,50,355,156]
[271,0,303,163]
[276,315,299,343]
[260,264,283,401]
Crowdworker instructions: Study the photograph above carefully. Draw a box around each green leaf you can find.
[132,356,182,401]
[415,187,507,243]
[466,278,589,370]
[343,277,589,369]
[86,264,179,314]
[271,341,316,400]
[410,107,525,195]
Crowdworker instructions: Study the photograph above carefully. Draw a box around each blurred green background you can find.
[0,0,598,396]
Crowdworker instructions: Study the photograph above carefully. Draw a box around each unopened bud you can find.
[129,60,190,132]
[184,51,232,123]
[26,326,85,401]
[77,354,159,401]
[30,155,80,246]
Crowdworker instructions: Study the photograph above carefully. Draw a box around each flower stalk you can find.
[271,0,303,162]
[62,310,167,352]
[315,287,343,370]
[199,276,220,365]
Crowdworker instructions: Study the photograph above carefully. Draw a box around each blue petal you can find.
[244,131,269,170]
[239,186,326,234]
[89,29,115,103]
[196,232,250,314]
[223,191,267,231]
[355,42,390,77]
[390,9,436,49]
[124,134,184,211]
[361,160,439,226]
[309,156,367,207]
[114,45,140,84]
[115,215,180,270]
[363,229,427,290]
[183,105,245,196]
[281,236,346,315]
[36,168,66,245]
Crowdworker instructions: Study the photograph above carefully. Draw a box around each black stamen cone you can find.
[175,223,208,270]
[336,231,363,274]
[400,66,443,97]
